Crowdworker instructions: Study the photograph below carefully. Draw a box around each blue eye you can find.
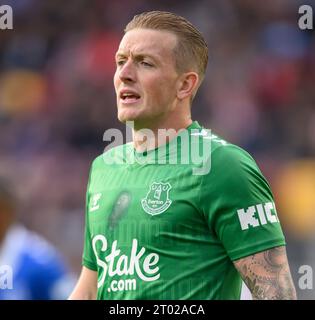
[141,61,153,67]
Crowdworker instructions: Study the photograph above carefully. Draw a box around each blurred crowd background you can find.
[0,0,315,299]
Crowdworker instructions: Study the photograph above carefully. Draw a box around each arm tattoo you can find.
[234,246,297,300]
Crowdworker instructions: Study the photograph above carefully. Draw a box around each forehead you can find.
[116,29,177,59]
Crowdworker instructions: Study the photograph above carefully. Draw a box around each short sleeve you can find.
[200,144,286,261]
[82,166,97,271]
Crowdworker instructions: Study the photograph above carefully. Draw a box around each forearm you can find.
[234,246,297,300]
[68,287,96,300]
[68,267,98,300]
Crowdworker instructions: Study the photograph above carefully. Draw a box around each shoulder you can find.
[211,140,261,175]
[200,137,273,201]
[196,130,270,190]
[23,230,66,267]
[189,127,256,167]
[90,142,133,170]
[191,129,261,178]
[3,225,61,262]
[4,226,68,275]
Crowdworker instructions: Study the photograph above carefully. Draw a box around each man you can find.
[69,11,296,300]
[0,178,75,299]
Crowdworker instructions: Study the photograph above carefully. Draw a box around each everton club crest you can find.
[141,182,172,216]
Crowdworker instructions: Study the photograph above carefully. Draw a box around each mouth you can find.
[119,90,141,105]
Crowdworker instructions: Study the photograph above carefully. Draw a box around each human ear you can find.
[176,72,199,100]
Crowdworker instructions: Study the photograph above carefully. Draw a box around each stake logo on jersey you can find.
[92,235,160,293]
[237,201,279,230]
[141,182,172,216]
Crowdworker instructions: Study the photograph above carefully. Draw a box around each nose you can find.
[118,59,136,83]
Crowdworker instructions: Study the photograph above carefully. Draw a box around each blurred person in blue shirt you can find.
[0,177,75,300]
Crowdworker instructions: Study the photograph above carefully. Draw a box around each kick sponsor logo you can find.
[237,202,279,230]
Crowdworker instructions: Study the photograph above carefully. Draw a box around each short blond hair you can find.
[125,11,208,82]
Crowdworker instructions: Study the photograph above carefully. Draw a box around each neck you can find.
[132,116,192,152]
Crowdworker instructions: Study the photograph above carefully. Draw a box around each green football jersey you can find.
[82,121,285,300]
